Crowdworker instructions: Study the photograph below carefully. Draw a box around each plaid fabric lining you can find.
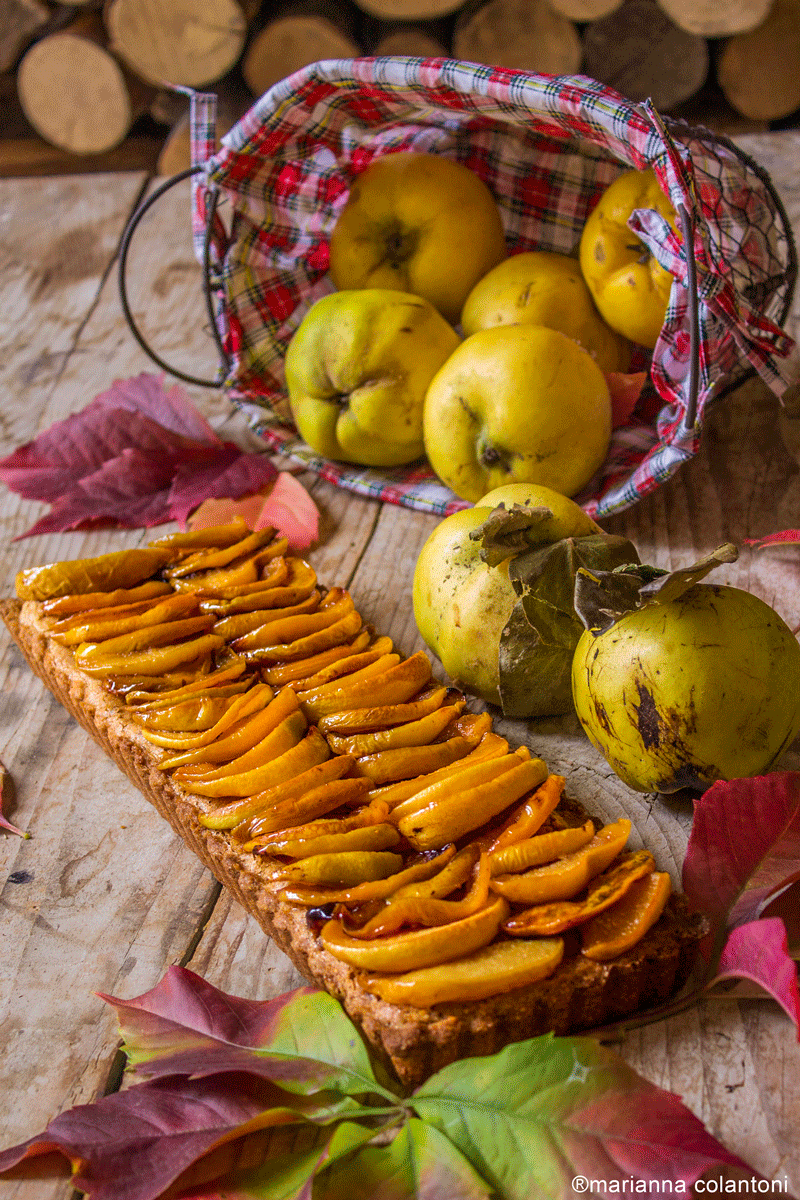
[188,57,797,518]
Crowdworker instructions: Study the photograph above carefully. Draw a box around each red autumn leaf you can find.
[0,374,277,538]
[712,917,800,1027]
[683,772,800,1032]
[0,1072,329,1200]
[683,773,800,927]
[168,447,277,529]
[188,473,319,551]
[0,758,28,838]
[743,530,800,547]
[604,371,647,428]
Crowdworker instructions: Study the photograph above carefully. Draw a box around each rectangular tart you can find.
[0,532,705,1088]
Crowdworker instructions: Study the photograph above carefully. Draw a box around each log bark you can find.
[105,0,251,88]
[371,23,448,55]
[453,0,582,75]
[241,0,359,97]
[0,0,50,72]
[547,0,623,18]
[354,0,463,27]
[654,0,772,37]
[16,10,155,154]
[583,0,708,111]
[717,0,800,122]
[361,17,449,55]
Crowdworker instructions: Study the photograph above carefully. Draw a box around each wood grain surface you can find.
[1,140,799,1197]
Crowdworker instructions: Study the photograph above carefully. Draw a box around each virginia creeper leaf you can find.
[712,918,800,1028]
[0,1072,339,1200]
[0,757,28,838]
[0,373,277,537]
[410,1035,751,1199]
[101,967,395,1100]
[682,773,800,928]
[188,472,319,551]
[682,774,800,1034]
[743,530,800,547]
[604,371,647,428]
[316,1118,493,1200]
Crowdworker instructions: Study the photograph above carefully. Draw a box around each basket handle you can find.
[118,165,231,389]
[118,166,702,428]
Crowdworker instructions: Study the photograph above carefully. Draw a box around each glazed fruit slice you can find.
[503,849,656,935]
[319,894,509,972]
[363,935,565,1007]
[581,870,672,961]
[490,818,631,904]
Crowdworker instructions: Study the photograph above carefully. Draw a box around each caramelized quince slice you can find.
[344,851,491,938]
[165,529,281,578]
[278,844,457,907]
[581,870,672,961]
[258,822,400,860]
[212,593,321,641]
[272,849,405,888]
[207,756,358,834]
[232,591,355,652]
[319,894,508,972]
[200,558,317,614]
[397,752,548,850]
[483,774,566,853]
[174,708,310,796]
[124,658,248,705]
[503,849,656,936]
[317,686,450,735]
[17,547,171,600]
[193,726,330,814]
[326,701,465,757]
[76,633,224,677]
[291,637,394,691]
[261,630,374,686]
[74,615,215,664]
[150,518,250,551]
[42,580,172,616]
[235,772,370,844]
[49,593,199,643]
[367,728,507,807]
[299,652,431,720]
[489,820,595,876]
[490,818,632,905]
[362,935,564,1007]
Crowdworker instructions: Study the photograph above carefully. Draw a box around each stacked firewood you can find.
[1,0,799,169]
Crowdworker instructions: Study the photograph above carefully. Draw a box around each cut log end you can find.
[105,0,249,89]
[242,16,360,97]
[18,33,134,155]
[717,0,800,122]
[453,0,582,75]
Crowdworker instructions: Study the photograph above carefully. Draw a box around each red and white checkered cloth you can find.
[188,58,797,518]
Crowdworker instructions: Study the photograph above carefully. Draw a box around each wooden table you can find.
[1,136,799,1198]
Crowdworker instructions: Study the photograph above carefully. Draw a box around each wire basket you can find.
[119,58,798,519]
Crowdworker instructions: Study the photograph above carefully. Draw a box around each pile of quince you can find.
[286,152,676,501]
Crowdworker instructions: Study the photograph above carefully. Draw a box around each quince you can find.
[423,325,612,502]
[579,168,676,349]
[412,483,637,717]
[285,289,460,467]
[328,151,507,325]
[461,250,630,372]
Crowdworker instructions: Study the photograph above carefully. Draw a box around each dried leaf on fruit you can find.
[498,533,638,718]
[0,373,277,538]
[683,772,800,1032]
